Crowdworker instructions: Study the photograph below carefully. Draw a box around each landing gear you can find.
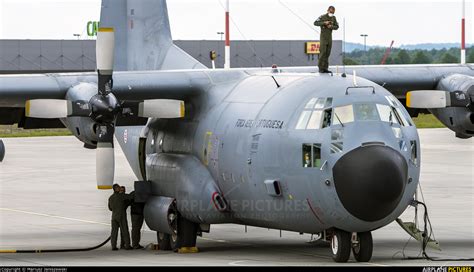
[157,232,171,251]
[170,216,198,251]
[156,210,198,252]
[329,229,373,263]
[330,229,351,263]
[352,232,373,262]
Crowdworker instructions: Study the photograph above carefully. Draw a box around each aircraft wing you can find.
[275,64,474,99]
[0,70,217,127]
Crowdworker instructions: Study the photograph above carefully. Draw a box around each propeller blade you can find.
[96,125,115,190]
[96,28,115,95]
[407,91,448,109]
[138,99,185,118]
[407,90,470,109]
[25,99,69,119]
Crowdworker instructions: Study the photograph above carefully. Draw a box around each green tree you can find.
[344,58,359,65]
[468,48,474,63]
[411,51,431,64]
[440,52,458,63]
[394,50,411,64]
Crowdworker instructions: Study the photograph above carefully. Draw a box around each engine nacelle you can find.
[431,74,474,139]
[144,196,177,235]
[62,83,100,147]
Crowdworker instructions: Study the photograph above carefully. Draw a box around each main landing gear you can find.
[156,205,199,252]
[330,229,373,263]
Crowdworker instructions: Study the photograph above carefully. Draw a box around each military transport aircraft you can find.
[0,0,473,263]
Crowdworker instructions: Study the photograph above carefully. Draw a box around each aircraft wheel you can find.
[330,229,351,263]
[169,214,198,252]
[0,139,5,162]
[157,232,171,251]
[352,232,373,262]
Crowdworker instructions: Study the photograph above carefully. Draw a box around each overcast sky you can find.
[0,0,472,46]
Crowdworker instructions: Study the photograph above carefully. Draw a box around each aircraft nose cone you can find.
[333,145,408,222]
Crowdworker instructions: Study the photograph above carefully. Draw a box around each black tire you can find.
[330,229,351,263]
[0,140,5,162]
[170,215,198,252]
[157,232,171,251]
[352,232,373,262]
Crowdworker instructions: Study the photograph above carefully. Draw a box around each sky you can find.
[0,0,473,47]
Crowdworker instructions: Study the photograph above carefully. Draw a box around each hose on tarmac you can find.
[0,236,111,253]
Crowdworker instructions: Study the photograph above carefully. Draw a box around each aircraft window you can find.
[322,109,332,128]
[333,105,354,125]
[314,98,326,109]
[332,129,344,141]
[377,104,399,125]
[385,96,400,107]
[325,98,333,108]
[392,108,406,126]
[399,140,407,151]
[392,127,403,139]
[307,111,323,129]
[395,108,412,127]
[354,104,379,121]
[302,144,322,168]
[313,144,322,168]
[305,98,317,109]
[302,144,312,167]
[410,140,418,166]
[296,111,312,130]
[331,142,343,154]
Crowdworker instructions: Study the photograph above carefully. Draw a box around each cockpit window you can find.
[307,111,323,130]
[377,104,399,124]
[305,98,317,109]
[297,98,333,130]
[314,98,326,109]
[333,105,354,125]
[296,111,312,130]
[354,104,379,121]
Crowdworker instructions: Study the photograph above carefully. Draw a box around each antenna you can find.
[461,0,466,64]
[224,0,231,69]
[343,17,346,76]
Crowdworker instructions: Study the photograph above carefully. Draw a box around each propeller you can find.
[24,28,186,190]
[93,27,120,190]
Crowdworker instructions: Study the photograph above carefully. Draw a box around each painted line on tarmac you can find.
[0,207,388,266]
[0,208,110,226]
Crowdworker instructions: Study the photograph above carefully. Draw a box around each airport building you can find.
[0,40,343,73]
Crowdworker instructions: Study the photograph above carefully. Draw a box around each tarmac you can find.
[0,128,472,266]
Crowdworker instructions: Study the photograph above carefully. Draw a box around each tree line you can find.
[343,46,474,65]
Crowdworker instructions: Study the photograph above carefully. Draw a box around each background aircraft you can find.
[0,0,473,263]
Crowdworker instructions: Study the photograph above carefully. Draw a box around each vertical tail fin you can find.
[100,0,206,71]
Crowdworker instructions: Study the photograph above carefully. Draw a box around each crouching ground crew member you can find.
[130,191,145,249]
[109,184,132,250]
[314,6,339,73]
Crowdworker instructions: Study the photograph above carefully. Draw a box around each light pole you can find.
[360,34,368,64]
[217,32,224,41]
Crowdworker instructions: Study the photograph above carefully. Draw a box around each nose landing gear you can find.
[330,229,373,263]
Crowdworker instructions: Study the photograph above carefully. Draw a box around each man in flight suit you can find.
[130,191,145,249]
[314,6,339,73]
[109,184,132,250]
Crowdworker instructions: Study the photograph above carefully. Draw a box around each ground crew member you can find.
[314,6,339,73]
[130,191,145,249]
[119,186,132,250]
[108,184,132,250]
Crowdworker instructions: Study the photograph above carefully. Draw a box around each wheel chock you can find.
[178,247,199,254]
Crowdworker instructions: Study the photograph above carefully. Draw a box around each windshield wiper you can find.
[334,112,345,127]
